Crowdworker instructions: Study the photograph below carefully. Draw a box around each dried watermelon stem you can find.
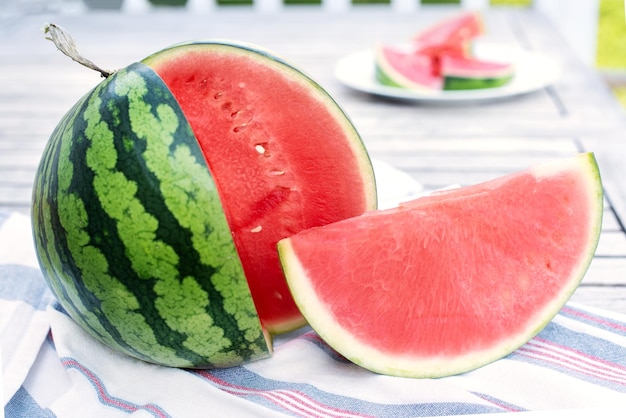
[43,23,114,78]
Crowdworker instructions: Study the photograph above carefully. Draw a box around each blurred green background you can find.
[493,0,626,107]
[596,0,626,106]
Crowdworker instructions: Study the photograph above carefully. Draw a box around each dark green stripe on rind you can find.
[31,63,269,368]
[32,92,122,350]
[443,75,513,91]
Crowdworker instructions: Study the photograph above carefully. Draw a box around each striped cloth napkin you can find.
[2,162,626,417]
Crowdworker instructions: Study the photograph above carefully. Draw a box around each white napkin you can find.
[372,159,423,209]
[40,301,626,417]
[1,213,55,407]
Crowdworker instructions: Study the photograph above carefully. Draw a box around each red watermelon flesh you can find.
[440,54,514,79]
[278,153,603,377]
[413,11,483,55]
[144,43,377,334]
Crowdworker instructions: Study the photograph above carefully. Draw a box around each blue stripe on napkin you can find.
[508,321,626,392]
[560,305,626,336]
[193,367,503,417]
[469,392,526,412]
[0,264,54,309]
[5,387,56,418]
[0,210,10,226]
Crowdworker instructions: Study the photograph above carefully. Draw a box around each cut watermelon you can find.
[33,34,377,368]
[441,54,514,90]
[143,42,377,334]
[278,153,603,378]
[376,45,513,92]
[413,11,483,56]
[375,44,442,91]
[376,11,514,91]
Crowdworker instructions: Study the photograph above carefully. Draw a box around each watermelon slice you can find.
[441,54,514,90]
[375,44,443,91]
[278,153,603,378]
[412,11,483,79]
[412,11,483,56]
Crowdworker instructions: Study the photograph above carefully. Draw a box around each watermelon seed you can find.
[255,144,266,154]
[268,170,285,176]
[233,124,248,133]
[250,225,263,233]
[214,92,223,100]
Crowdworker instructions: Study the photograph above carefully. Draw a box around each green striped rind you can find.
[375,64,404,89]
[443,74,513,91]
[31,62,270,368]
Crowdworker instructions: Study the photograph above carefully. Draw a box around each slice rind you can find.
[278,153,603,378]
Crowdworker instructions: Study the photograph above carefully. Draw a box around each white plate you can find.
[334,43,562,102]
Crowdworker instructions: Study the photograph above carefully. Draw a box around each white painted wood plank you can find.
[570,286,626,315]
[595,231,626,257]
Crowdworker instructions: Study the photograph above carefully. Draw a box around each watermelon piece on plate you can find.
[375,44,514,92]
[441,54,515,90]
[376,11,515,91]
[413,11,484,55]
[278,153,603,378]
[375,44,443,91]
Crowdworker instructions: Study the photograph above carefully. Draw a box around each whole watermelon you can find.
[32,38,376,368]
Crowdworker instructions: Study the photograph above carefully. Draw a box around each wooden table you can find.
[1,6,626,314]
